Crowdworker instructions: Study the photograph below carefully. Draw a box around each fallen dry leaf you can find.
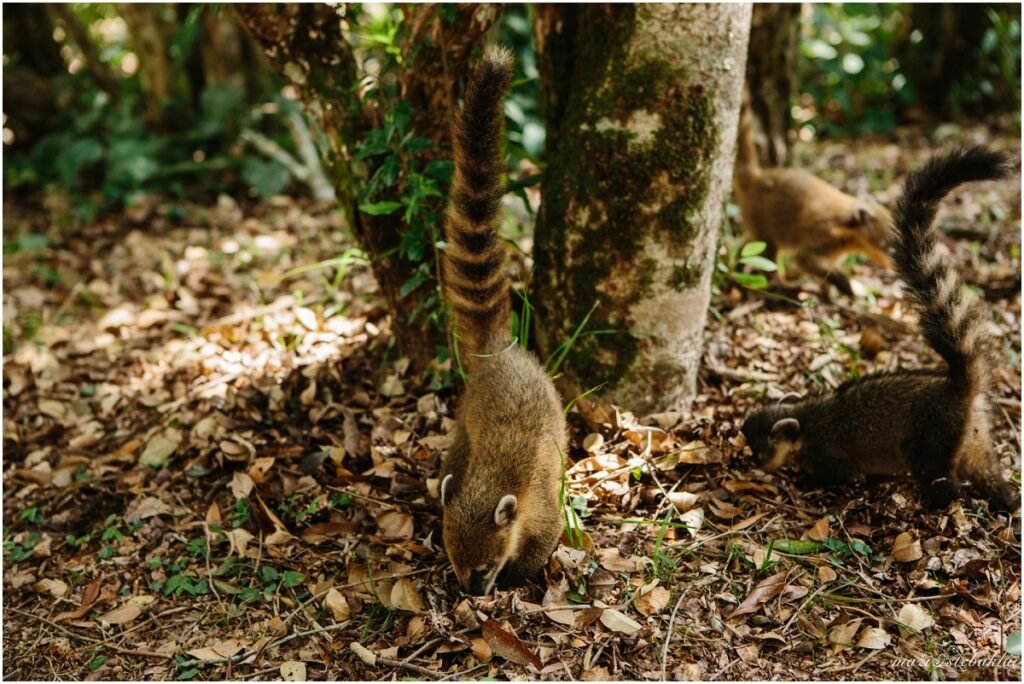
[829,618,863,652]
[33,578,69,597]
[324,588,350,621]
[389,578,425,613]
[280,660,306,681]
[635,585,671,617]
[599,608,642,635]
[897,603,935,632]
[55,577,101,621]
[470,637,493,663]
[856,626,892,650]
[376,511,413,542]
[139,432,180,467]
[597,547,643,573]
[482,619,542,670]
[230,471,254,499]
[805,516,831,542]
[892,532,923,563]
[729,571,788,619]
[97,603,142,626]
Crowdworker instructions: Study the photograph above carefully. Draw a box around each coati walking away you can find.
[733,98,894,297]
[742,147,1018,511]
[438,47,567,595]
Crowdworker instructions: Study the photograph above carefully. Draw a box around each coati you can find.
[734,96,894,297]
[438,47,567,596]
[742,147,1018,511]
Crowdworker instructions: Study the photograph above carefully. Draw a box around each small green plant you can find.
[328,492,352,508]
[650,510,678,579]
[18,507,43,524]
[229,499,252,528]
[716,239,778,291]
[3,532,41,562]
[558,443,586,550]
[175,655,201,681]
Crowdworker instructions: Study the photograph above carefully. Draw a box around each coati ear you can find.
[441,474,454,506]
[847,204,870,227]
[493,494,517,526]
[771,417,800,437]
[777,392,803,405]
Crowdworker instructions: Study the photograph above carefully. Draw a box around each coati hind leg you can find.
[954,411,1019,511]
[906,434,960,509]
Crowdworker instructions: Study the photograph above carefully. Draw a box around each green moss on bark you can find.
[534,6,720,389]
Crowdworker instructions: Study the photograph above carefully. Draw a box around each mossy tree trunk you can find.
[533,4,751,414]
[745,3,800,167]
[234,4,499,372]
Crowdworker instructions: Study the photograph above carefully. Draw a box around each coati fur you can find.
[438,47,567,596]
[741,147,1018,511]
[734,96,894,297]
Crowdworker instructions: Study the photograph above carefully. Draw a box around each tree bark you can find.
[533,4,752,414]
[118,4,175,126]
[897,4,1018,120]
[744,3,800,167]
[233,4,500,372]
[2,4,64,147]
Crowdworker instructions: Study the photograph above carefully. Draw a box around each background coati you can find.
[734,95,894,297]
[742,147,1018,511]
[438,47,567,596]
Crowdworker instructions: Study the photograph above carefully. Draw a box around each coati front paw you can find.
[918,478,960,509]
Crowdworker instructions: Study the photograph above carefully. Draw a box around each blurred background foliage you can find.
[2,2,1020,225]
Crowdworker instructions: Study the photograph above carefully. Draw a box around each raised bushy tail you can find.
[443,46,513,359]
[893,146,1011,388]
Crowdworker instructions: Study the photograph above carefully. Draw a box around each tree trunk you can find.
[119,4,175,126]
[233,4,499,372]
[533,4,752,414]
[2,4,64,148]
[534,4,579,158]
[897,4,1018,120]
[744,3,800,167]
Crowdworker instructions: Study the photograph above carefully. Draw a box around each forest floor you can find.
[3,124,1022,681]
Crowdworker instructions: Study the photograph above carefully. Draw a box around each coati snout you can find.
[741,404,802,473]
[441,475,518,596]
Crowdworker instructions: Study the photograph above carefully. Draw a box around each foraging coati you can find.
[438,47,567,595]
[742,147,1018,511]
[734,97,894,297]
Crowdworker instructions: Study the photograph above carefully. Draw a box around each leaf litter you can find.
[3,132,1021,680]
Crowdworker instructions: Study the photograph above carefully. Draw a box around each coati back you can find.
[439,47,567,595]
[742,147,1018,511]
[734,96,894,296]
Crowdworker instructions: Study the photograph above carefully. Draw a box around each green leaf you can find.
[281,571,305,588]
[771,539,822,555]
[739,255,778,272]
[359,201,403,216]
[731,273,769,289]
[740,241,767,258]
[90,655,108,671]
[1007,631,1021,655]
